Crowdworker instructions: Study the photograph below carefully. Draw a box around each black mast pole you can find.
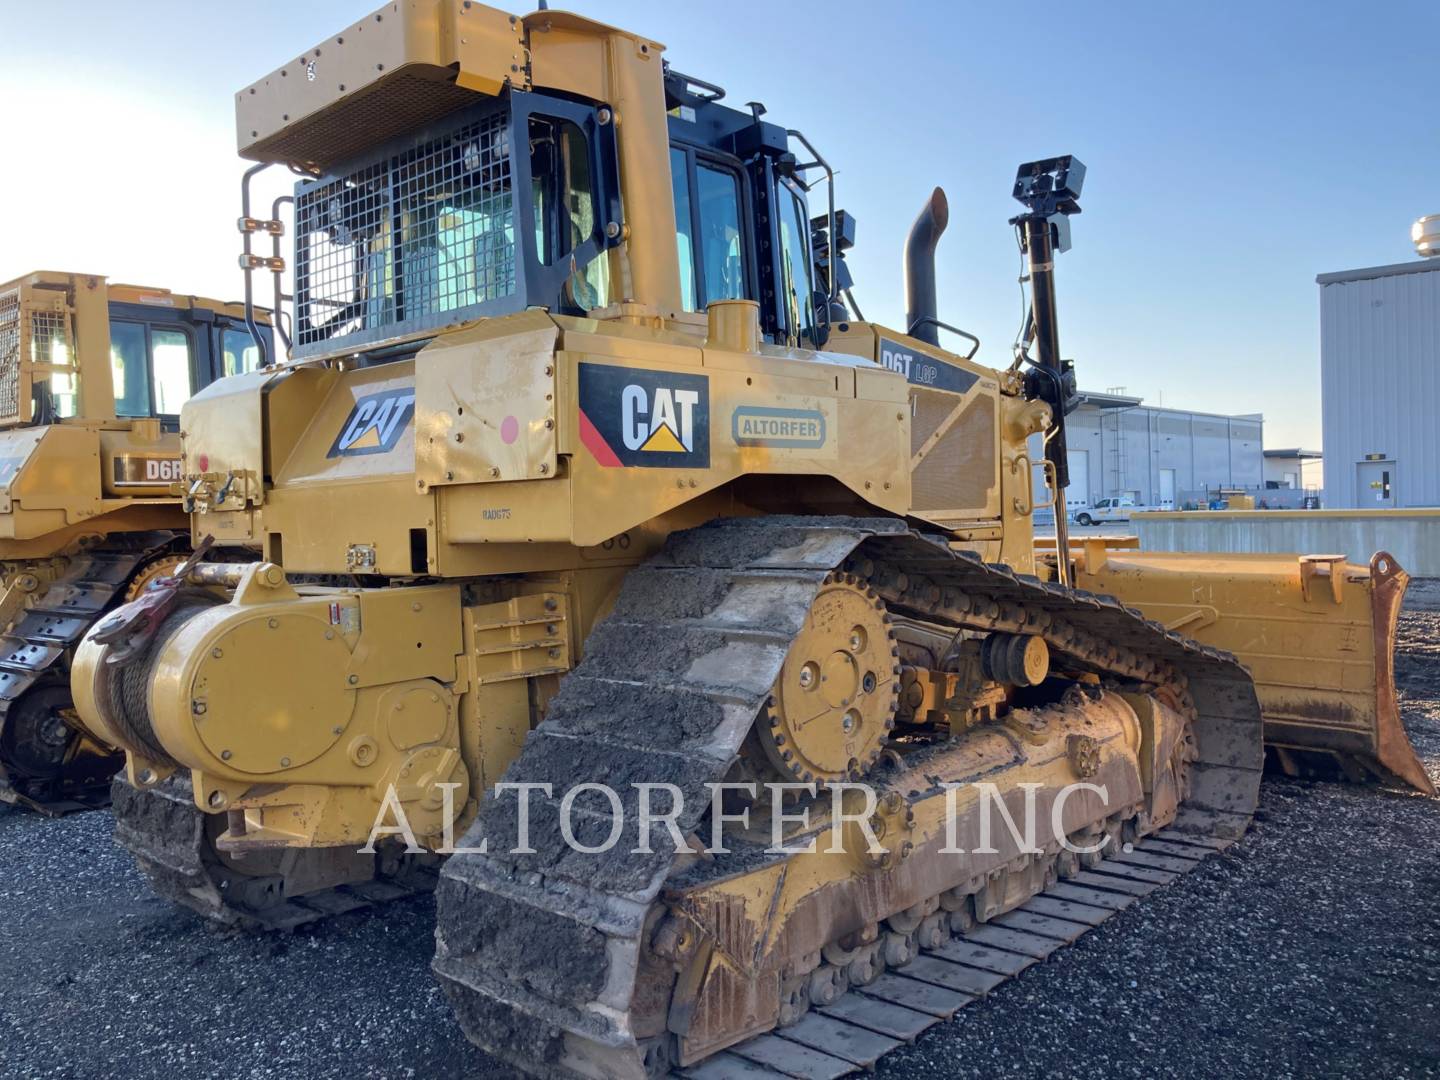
[1010,157,1084,588]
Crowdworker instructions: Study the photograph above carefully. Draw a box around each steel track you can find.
[680,826,1235,1078]
[0,533,180,813]
[112,775,441,930]
[433,517,1263,1078]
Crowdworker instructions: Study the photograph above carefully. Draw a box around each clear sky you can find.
[2,1,1435,448]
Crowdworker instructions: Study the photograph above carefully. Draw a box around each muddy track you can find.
[112,775,440,930]
[685,825,1234,1078]
[0,533,180,813]
[432,516,1263,1078]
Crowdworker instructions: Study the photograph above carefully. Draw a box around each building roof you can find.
[1316,259,1440,286]
[1073,390,1263,425]
[1076,390,1143,410]
[1263,448,1322,459]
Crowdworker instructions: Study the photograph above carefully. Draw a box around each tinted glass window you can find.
[777,181,816,341]
[223,329,262,378]
[151,329,193,415]
[696,164,744,305]
[532,118,609,310]
[48,373,78,419]
[110,321,151,417]
[671,148,697,311]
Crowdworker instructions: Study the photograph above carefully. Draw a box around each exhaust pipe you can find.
[904,187,949,346]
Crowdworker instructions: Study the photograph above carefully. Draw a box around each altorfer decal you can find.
[731,406,827,450]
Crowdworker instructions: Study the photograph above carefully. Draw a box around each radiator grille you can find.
[0,290,18,422]
[294,107,515,354]
[910,390,997,519]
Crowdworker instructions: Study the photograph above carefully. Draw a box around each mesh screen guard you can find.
[0,290,20,422]
[290,90,623,360]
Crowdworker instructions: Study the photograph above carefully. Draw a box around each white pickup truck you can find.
[1074,496,1149,525]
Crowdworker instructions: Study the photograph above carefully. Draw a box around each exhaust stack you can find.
[904,187,949,345]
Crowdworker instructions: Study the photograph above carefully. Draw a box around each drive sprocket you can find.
[755,572,899,785]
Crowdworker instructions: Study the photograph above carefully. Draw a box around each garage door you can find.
[1065,449,1089,511]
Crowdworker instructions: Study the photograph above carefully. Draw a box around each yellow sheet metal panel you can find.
[526,11,680,314]
[236,0,527,168]
[414,310,560,488]
[98,429,183,498]
[440,476,573,546]
[179,368,273,512]
[263,477,432,577]
[274,363,418,488]
[5,425,102,514]
[564,344,909,547]
[0,427,48,514]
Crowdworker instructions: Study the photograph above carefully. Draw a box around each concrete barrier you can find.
[1131,509,1440,577]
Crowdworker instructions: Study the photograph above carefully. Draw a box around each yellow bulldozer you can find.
[68,3,1424,1075]
[0,271,270,812]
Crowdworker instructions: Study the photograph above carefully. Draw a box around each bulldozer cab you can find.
[663,70,822,347]
[103,285,268,432]
[245,8,830,363]
[282,86,624,360]
[0,271,269,431]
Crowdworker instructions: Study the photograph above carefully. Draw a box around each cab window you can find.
[111,321,152,417]
[49,376,79,418]
[696,164,744,305]
[151,329,193,414]
[671,148,697,311]
[222,329,262,377]
[531,117,609,311]
[670,146,748,311]
[776,180,817,342]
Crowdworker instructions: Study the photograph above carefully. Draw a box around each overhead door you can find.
[1064,449,1090,512]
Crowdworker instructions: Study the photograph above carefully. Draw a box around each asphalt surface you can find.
[3,606,1439,1079]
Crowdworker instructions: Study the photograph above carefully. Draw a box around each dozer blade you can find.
[1071,547,1432,794]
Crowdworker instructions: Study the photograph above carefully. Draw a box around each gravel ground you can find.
[3,603,1438,1079]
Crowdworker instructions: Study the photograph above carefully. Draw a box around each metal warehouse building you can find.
[1319,258,1440,508]
[1029,391,1264,521]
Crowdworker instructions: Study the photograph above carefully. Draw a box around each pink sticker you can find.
[500,415,520,444]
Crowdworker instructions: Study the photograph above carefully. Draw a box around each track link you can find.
[112,776,441,931]
[434,517,1263,1078]
[0,533,181,813]
[682,826,1234,1078]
